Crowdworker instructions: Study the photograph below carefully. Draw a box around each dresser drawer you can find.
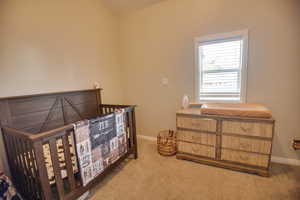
[221,149,269,168]
[177,116,217,132]
[222,120,273,138]
[177,141,216,158]
[177,130,216,146]
[222,135,271,154]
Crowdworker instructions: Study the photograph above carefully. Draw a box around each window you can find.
[195,30,248,102]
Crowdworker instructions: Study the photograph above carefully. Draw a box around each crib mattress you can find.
[201,103,272,118]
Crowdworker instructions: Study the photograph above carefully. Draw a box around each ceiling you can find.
[102,0,167,14]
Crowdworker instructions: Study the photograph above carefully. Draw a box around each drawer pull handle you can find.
[191,146,200,153]
[191,123,201,127]
[239,155,249,161]
[239,143,251,149]
[240,126,253,133]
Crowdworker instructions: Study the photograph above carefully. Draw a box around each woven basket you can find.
[157,130,177,156]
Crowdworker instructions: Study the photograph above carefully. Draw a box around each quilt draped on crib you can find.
[74,109,127,186]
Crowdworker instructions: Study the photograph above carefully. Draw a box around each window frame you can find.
[194,30,248,103]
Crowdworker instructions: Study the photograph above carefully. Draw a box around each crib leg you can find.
[133,140,138,159]
[132,110,138,159]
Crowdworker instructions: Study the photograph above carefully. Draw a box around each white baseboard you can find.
[77,191,90,200]
[271,156,300,166]
[137,134,300,166]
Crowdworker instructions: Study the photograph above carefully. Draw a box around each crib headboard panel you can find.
[0,89,102,134]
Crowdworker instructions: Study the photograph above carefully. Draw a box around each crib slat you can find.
[33,141,53,200]
[26,140,43,199]
[49,138,65,199]
[19,138,36,199]
[3,134,21,193]
[62,134,77,191]
[11,136,28,196]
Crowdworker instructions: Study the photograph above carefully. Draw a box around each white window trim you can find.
[194,30,248,103]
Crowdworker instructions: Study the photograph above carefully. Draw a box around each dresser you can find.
[176,108,275,176]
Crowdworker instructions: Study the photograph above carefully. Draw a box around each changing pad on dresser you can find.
[201,103,272,118]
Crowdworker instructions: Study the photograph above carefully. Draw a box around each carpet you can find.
[90,139,300,200]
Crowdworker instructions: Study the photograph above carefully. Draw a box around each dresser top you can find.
[176,107,275,122]
[177,108,202,115]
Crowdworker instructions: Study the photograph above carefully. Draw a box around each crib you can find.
[0,89,138,200]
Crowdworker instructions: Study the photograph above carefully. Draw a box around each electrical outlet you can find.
[161,78,169,86]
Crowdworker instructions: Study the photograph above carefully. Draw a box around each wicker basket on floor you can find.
[157,130,177,156]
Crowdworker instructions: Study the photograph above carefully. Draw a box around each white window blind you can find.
[195,31,248,102]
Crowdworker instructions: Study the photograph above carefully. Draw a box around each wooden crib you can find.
[0,89,138,200]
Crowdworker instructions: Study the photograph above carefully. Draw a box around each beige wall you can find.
[0,0,299,173]
[0,0,122,103]
[0,0,122,173]
[102,0,167,15]
[120,0,300,160]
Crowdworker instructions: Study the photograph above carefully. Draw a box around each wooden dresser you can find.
[176,108,275,176]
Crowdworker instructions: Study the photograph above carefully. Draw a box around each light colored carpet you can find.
[90,139,300,200]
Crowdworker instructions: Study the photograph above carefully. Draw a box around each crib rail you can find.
[1,104,137,200]
[2,127,44,200]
